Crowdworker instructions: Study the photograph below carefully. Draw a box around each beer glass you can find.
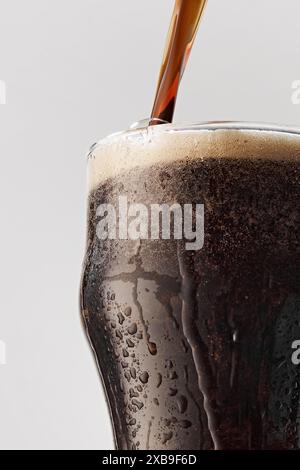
[80,121,300,450]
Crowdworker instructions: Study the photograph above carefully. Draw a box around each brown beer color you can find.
[81,125,300,449]
[151,0,207,124]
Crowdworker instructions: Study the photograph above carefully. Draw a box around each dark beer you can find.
[151,0,207,123]
[81,123,300,449]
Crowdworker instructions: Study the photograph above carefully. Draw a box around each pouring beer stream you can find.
[151,0,207,124]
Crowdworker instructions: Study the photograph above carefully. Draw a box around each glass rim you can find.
[87,120,300,157]
[165,120,300,135]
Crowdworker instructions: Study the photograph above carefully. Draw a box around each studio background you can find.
[0,0,299,450]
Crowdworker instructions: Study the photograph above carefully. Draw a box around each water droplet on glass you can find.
[128,323,138,335]
[132,399,144,410]
[168,370,178,380]
[162,431,173,444]
[176,395,188,414]
[148,342,157,355]
[156,373,162,388]
[117,312,125,325]
[139,372,149,384]
[124,307,132,317]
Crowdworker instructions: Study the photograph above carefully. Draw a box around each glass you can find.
[80,121,300,450]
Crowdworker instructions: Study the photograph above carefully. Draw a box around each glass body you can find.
[80,122,300,450]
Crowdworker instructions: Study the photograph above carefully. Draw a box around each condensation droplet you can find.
[128,323,137,335]
[129,388,139,398]
[132,399,144,410]
[179,419,192,429]
[156,373,162,388]
[124,371,131,382]
[139,372,149,384]
[148,342,157,355]
[162,431,173,444]
[116,329,123,340]
[118,312,125,325]
[176,395,188,414]
[124,307,132,317]
[168,370,178,380]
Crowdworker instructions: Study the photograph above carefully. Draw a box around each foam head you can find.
[87,122,300,191]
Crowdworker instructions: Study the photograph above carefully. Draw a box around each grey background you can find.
[0,0,299,450]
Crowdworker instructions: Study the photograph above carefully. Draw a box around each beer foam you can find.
[87,122,300,191]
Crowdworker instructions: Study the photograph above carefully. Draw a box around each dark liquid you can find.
[81,154,300,449]
[151,0,207,123]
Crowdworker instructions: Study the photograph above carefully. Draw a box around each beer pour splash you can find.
[150,0,207,124]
